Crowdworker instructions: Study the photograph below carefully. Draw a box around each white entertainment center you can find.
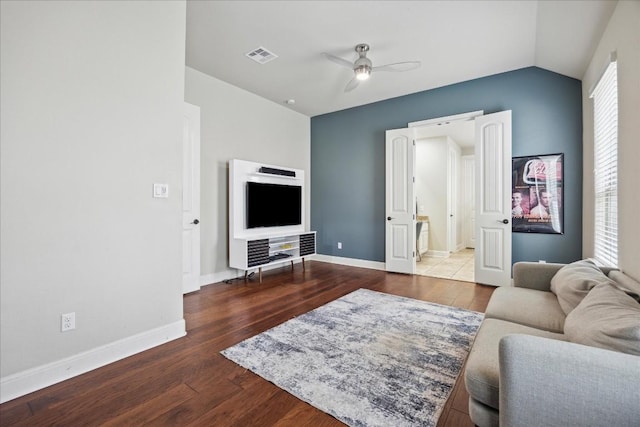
[228,159,316,282]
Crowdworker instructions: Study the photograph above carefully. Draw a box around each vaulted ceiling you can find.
[186,1,616,117]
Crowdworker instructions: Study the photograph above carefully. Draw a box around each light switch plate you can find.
[153,183,169,198]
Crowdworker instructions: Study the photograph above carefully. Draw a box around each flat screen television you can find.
[246,182,302,228]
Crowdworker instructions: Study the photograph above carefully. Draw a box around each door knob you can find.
[387,216,393,221]
[191,219,200,225]
[499,219,509,224]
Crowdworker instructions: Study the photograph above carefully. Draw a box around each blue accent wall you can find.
[311,67,583,265]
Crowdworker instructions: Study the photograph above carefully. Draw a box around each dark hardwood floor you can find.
[0,261,494,426]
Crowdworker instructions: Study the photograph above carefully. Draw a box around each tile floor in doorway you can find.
[416,248,475,282]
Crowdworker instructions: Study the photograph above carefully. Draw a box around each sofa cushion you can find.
[464,319,566,410]
[485,287,566,333]
[564,282,640,355]
[609,270,640,299]
[550,259,615,314]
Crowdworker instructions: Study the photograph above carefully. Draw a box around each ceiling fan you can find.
[323,43,421,92]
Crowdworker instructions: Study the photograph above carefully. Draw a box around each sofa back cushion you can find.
[609,270,640,299]
[550,259,614,314]
[564,282,640,355]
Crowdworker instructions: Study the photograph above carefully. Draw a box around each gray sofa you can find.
[464,260,640,427]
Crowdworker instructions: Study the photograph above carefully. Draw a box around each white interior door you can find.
[182,102,201,294]
[475,111,512,286]
[385,128,416,274]
[447,142,460,252]
[463,155,476,248]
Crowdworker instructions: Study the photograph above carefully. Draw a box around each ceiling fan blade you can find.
[373,61,421,72]
[344,76,360,92]
[323,52,354,69]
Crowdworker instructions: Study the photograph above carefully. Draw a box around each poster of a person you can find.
[511,190,528,217]
[530,189,552,219]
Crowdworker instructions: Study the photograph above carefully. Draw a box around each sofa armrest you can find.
[499,334,640,427]
[512,262,565,291]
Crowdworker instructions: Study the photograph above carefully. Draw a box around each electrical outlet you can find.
[337,242,342,249]
[61,312,75,332]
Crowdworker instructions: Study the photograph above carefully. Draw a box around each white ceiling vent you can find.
[245,46,278,64]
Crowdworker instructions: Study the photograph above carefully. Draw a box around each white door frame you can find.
[394,110,512,286]
[462,155,476,248]
[408,111,484,128]
[411,111,481,259]
[182,102,201,294]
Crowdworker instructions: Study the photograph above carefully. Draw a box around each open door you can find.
[182,102,201,294]
[447,141,461,252]
[385,128,416,274]
[475,111,512,286]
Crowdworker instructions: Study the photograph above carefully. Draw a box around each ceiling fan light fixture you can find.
[325,43,419,92]
[355,65,371,81]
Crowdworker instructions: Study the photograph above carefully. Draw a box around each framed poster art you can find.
[512,153,564,234]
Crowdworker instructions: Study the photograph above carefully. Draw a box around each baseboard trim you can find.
[0,319,186,404]
[312,254,385,271]
[199,259,311,288]
[200,270,238,287]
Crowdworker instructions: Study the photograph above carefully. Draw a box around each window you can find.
[590,57,618,267]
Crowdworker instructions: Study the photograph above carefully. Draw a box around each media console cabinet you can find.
[229,231,316,282]
[229,159,315,283]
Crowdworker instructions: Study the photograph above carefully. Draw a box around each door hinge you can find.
[413,251,416,258]
[413,176,415,183]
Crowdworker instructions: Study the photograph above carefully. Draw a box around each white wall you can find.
[582,1,640,281]
[184,67,310,284]
[0,0,186,398]
[416,137,448,252]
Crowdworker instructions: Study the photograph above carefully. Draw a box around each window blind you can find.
[590,59,618,267]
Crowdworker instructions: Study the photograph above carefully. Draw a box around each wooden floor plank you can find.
[101,383,197,427]
[0,261,494,426]
[0,402,31,426]
[273,402,344,427]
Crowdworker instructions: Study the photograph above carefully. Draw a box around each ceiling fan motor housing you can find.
[354,56,372,69]
[355,43,370,54]
[354,45,372,79]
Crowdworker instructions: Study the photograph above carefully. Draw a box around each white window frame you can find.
[589,54,618,267]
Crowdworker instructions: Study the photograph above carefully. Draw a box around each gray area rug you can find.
[221,288,484,426]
